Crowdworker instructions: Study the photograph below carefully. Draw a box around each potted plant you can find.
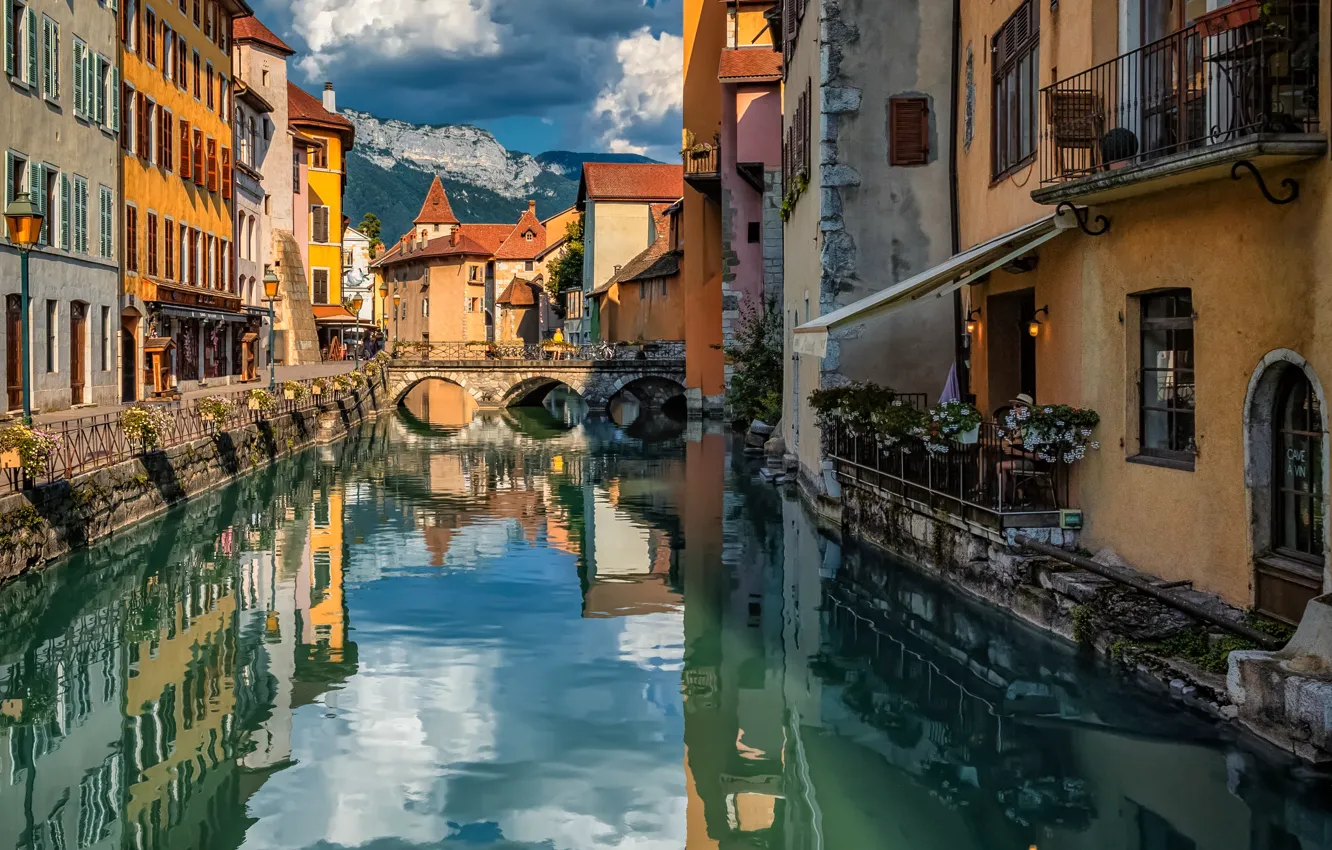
[0,424,58,478]
[311,377,328,396]
[332,374,351,392]
[120,405,173,452]
[197,396,234,428]
[246,388,277,413]
[1196,0,1260,36]
[282,380,307,401]
[928,400,983,446]
[347,370,366,389]
[1002,403,1101,463]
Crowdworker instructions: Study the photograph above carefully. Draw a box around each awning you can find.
[312,305,361,325]
[793,209,1078,356]
[159,305,249,323]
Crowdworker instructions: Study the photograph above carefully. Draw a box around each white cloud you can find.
[593,27,683,153]
[293,0,503,78]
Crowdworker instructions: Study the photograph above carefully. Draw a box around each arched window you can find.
[524,231,533,242]
[1274,368,1323,562]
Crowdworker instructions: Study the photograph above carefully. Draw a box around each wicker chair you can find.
[1047,89,1106,177]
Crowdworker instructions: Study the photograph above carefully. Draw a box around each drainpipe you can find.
[948,0,969,402]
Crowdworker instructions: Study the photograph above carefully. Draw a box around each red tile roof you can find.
[493,202,547,260]
[457,224,514,254]
[718,48,783,82]
[579,163,683,205]
[287,82,355,141]
[496,276,543,307]
[374,232,494,267]
[414,175,460,225]
[233,16,295,56]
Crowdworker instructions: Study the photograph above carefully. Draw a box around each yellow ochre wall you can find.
[122,1,234,301]
[304,128,345,306]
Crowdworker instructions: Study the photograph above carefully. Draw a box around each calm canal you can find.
[0,384,1328,850]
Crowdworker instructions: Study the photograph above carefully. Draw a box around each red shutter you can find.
[889,97,930,166]
[221,147,232,199]
[179,119,191,178]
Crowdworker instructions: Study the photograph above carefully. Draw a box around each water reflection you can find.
[0,412,1327,850]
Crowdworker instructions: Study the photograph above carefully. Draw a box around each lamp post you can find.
[263,266,280,390]
[4,193,44,425]
[377,279,388,355]
[348,294,364,366]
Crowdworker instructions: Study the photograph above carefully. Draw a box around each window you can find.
[58,172,69,250]
[98,185,112,258]
[178,222,188,282]
[205,62,213,109]
[100,305,110,371]
[175,35,186,88]
[163,218,174,278]
[964,44,975,152]
[1139,290,1195,464]
[524,231,533,242]
[525,260,534,272]
[160,106,172,170]
[41,165,55,246]
[122,0,136,53]
[146,211,157,275]
[192,49,199,98]
[310,205,329,243]
[205,137,217,192]
[40,14,58,101]
[4,0,22,81]
[220,146,231,198]
[122,84,135,152]
[162,24,172,80]
[192,128,203,185]
[747,221,760,243]
[145,8,156,65]
[312,269,329,304]
[311,145,327,169]
[292,150,300,189]
[125,204,138,272]
[45,300,56,372]
[422,298,429,317]
[203,0,212,40]
[178,117,190,177]
[261,67,269,86]
[192,0,199,28]
[206,235,214,288]
[141,96,155,164]
[72,176,88,253]
[991,1,1039,178]
[889,97,930,166]
[468,265,479,282]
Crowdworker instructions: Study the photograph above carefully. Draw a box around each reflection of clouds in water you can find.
[592,494,652,577]
[243,643,499,849]
[617,611,685,673]
[442,519,527,567]
[505,796,689,850]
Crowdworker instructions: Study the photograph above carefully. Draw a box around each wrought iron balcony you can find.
[1034,1,1322,204]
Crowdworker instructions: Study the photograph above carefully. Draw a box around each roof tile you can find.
[581,163,683,203]
[414,175,460,225]
[718,48,783,82]
[287,82,355,138]
[493,202,547,260]
[234,16,295,56]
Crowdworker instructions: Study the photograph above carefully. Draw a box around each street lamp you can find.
[348,294,364,366]
[4,192,44,425]
[263,266,280,390]
[377,279,389,352]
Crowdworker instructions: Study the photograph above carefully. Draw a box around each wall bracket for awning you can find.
[1231,160,1299,206]
[1054,202,1110,236]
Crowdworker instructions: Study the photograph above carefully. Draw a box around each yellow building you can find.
[309,486,348,659]
[121,0,252,398]
[288,82,355,353]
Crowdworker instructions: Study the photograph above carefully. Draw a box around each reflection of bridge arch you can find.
[392,375,486,406]
[607,375,687,410]
[501,376,586,407]
[386,358,687,410]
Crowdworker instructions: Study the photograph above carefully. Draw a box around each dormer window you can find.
[524,231,534,242]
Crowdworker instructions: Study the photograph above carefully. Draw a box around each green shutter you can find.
[109,66,118,130]
[2,152,12,239]
[90,55,100,123]
[60,173,69,250]
[25,8,35,85]
[71,39,81,115]
[40,17,49,96]
[50,21,57,99]
[28,162,43,245]
[4,0,13,78]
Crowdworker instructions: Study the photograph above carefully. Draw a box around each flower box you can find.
[1196,0,1260,36]
[0,450,19,469]
[248,398,262,410]
[312,385,323,395]
[958,424,980,445]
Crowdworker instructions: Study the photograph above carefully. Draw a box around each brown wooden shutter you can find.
[138,94,150,160]
[193,129,204,186]
[220,147,232,199]
[889,97,930,166]
[179,118,191,178]
[126,206,137,272]
[206,139,218,192]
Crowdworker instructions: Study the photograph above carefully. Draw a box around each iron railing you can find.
[683,145,720,178]
[830,420,1071,530]
[390,340,687,362]
[1040,3,1319,183]
[1,369,387,494]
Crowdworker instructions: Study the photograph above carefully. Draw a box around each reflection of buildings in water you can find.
[309,488,348,662]
[401,379,478,428]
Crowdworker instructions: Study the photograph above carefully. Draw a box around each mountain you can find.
[341,111,658,241]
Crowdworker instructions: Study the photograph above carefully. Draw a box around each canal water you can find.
[0,382,1328,850]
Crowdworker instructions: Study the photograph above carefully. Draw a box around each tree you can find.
[358,212,384,257]
[545,215,584,317]
[724,298,783,427]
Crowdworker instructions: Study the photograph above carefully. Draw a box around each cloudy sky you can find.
[247,0,684,158]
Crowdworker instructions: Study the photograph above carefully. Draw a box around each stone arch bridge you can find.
[386,356,688,410]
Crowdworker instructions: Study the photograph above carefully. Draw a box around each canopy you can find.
[793,209,1077,357]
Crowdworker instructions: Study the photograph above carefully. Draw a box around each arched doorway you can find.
[1246,351,1328,624]
[120,309,141,403]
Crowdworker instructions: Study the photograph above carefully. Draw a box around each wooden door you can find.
[70,302,87,406]
[121,328,137,402]
[6,295,20,412]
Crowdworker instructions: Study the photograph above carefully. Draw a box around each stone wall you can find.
[0,383,385,589]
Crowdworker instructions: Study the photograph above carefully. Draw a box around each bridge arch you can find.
[606,374,687,410]
[502,376,586,407]
[389,373,486,407]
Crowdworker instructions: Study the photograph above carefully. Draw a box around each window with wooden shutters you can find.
[311,205,329,243]
[220,146,231,199]
[125,204,137,272]
[192,49,199,98]
[205,62,212,109]
[144,8,155,64]
[158,106,169,168]
[137,92,150,160]
[164,218,174,278]
[178,117,190,177]
[889,97,930,166]
[120,82,132,149]
[312,269,329,304]
[192,128,203,185]
[991,0,1039,179]
[146,212,157,276]
[205,137,217,191]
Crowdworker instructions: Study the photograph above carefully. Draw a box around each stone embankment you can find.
[0,383,386,589]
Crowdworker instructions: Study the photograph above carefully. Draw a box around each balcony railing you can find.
[1040,3,1319,184]
[830,420,1071,530]
[683,145,720,179]
[390,340,687,362]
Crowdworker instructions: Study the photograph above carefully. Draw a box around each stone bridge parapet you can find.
[385,358,688,409]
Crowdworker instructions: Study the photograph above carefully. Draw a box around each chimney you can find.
[451,229,461,247]
[322,81,336,113]
[527,200,536,214]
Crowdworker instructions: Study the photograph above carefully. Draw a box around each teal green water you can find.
[0,400,1328,850]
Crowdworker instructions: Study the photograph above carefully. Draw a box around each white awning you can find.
[793,209,1078,357]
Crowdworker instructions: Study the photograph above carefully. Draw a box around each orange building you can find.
[591,201,684,343]
[120,0,252,397]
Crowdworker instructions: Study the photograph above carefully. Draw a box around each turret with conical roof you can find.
[415,175,460,237]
